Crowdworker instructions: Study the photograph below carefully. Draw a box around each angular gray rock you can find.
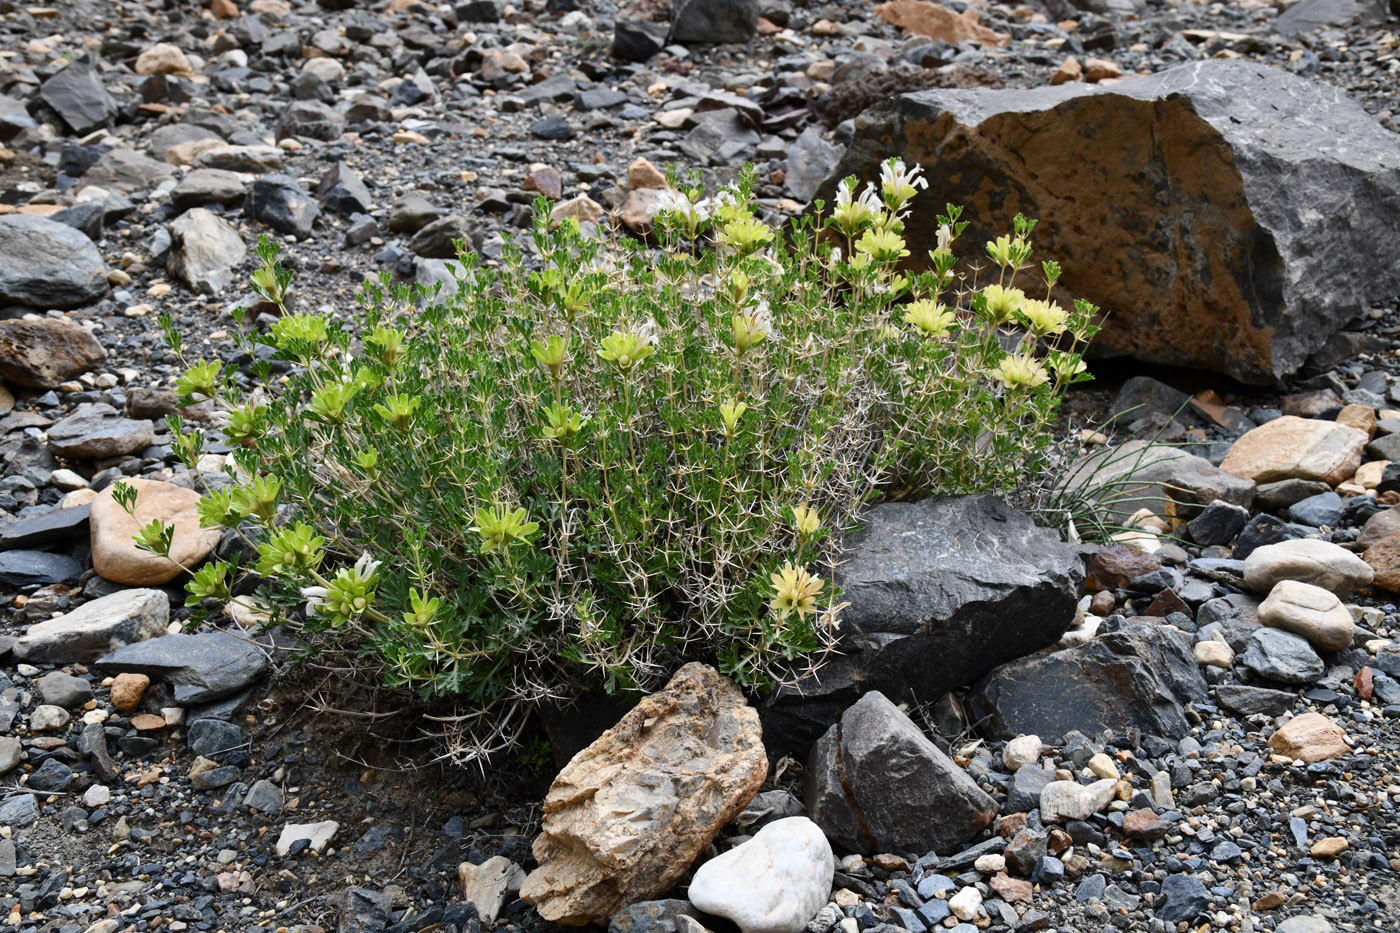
[168,208,248,293]
[1275,0,1389,35]
[1059,441,1254,522]
[247,175,320,238]
[970,620,1209,742]
[39,54,114,134]
[671,0,759,44]
[0,551,82,588]
[13,588,170,664]
[94,631,270,704]
[762,494,1085,757]
[821,61,1400,384]
[0,215,108,309]
[47,403,156,459]
[317,162,374,216]
[805,691,996,856]
[171,169,250,210]
[1238,628,1325,685]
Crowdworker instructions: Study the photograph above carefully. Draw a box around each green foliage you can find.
[155,161,1100,757]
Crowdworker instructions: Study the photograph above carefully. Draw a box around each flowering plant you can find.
[145,162,1098,759]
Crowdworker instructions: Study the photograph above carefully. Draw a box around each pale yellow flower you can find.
[902,300,957,338]
[989,352,1050,391]
[1019,298,1068,337]
[769,562,824,620]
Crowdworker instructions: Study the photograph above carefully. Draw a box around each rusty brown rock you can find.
[1220,416,1366,486]
[1050,57,1082,85]
[819,60,1400,384]
[519,663,766,926]
[619,188,672,237]
[1267,711,1348,763]
[110,672,150,714]
[875,0,1010,48]
[0,318,108,389]
[1364,529,1400,592]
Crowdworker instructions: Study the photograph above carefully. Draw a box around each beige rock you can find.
[1258,580,1357,652]
[90,478,221,586]
[1310,837,1348,858]
[210,0,240,18]
[1002,734,1041,772]
[1363,529,1400,592]
[1220,416,1367,486]
[1358,507,1400,548]
[1267,712,1348,763]
[654,108,692,129]
[550,195,604,226]
[1242,538,1374,596]
[1336,403,1377,438]
[1194,640,1234,668]
[1086,753,1119,780]
[988,873,1032,904]
[619,188,673,237]
[110,672,150,714]
[519,663,767,925]
[459,857,526,923]
[628,157,668,191]
[135,43,193,77]
[1082,58,1123,83]
[1355,459,1390,489]
[1051,57,1082,85]
[875,0,1010,48]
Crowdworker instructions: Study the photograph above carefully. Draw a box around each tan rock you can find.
[1194,639,1234,668]
[1358,507,1400,548]
[875,0,1010,49]
[1082,58,1123,83]
[131,713,167,731]
[988,873,1032,904]
[1363,529,1400,591]
[110,672,150,714]
[1267,712,1348,763]
[0,318,108,390]
[90,477,221,586]
[210,0,239,18]
[1051,57,1082,85]
[550,195,604,226]
[1336,403,1377,438]
[1220,416,1367,486]
[619,188,673,237]
[519,663,767,925]
[1242,538,1374,596]
[1252,891,1286,911]
[459,856,526,923]
[1258,580,1357,652]
[1355,459,1390,489]
[628,157,668,191]
[1310,837,1348,858]
[135,43,193,77]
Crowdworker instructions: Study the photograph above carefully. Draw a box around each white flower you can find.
[879,159,928,196]
[300,585,328,612]
[749,300,774,340]
[353,551,381,580]
[936,223,953,253]
[696,188,740,220]
[637,317,662,347]
[652,189,692,216]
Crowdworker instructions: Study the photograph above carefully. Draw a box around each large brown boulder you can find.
[0,318,107,389]
[820,61,1400,384]
[520,663,767,925]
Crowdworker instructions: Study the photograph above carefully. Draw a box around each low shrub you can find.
[132,162,1100,758]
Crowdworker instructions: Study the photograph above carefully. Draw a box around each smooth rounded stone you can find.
[134,42,192,76]
[947,887,982,922]
[171,168,249,210]
[1361,529,1400,592]
[89,478,221,586]
[1039,779,1117,824]
[1194,639,1234,668]
[37,671,93,708]
[1242,538,1373,596]
[110,672,150,714]
[1086,754,1119,780]
[168,207,248,294]
[0,550,83,588]
[1256,478,1333,513]
[0,215,108,309]
[521,664,767,926]
[31,704,71,731]
[1275,916,1333,933]
[1220,416,1367,486]
[0,318,108,390]
[1258,580,1357,651]
[689,818,832,933]
[47,402,155,458]
[1267,711,1349,762]
[276,820,339,856]
[1238,628,1324,685]
[83,784,111,808]
[1155,873,1209,924]
[974,853,1006,874]
[1357,506,1400,548]
[13,588,169,664]
[1002,734,1042,772]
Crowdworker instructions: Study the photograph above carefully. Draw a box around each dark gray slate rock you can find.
[761,494,1085,758]
[275,100,344,142]
[1006,765,1055,813]
[0,505,89,549]
[1275,0,1389,35]
[335,887,392,933]
[1238,628,1324,685]
[613,20,668,62]
[94,631,270,704]
[1110,376,1191,424]
[37,671,93,708]
[247,175,320,238]
[785,126,842,203]
[27,758,74,793]
[0,794,39,827]
[671,0,759,44]
[1186,500,1250,547]
[805,691,996,855]
[407,216,482,259]
[39,54,114,134]
[0,215,108,309]
[970,620,1209,742]
[820,61,1400,384]
[0,551,82,588]
[14,588,169,664]
[171,168,249,210]
[187,718,245,761]
[317,162,374,216]
[1214,684,1296,717]
[47,403,155,459]
[1156,873,1209,924]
